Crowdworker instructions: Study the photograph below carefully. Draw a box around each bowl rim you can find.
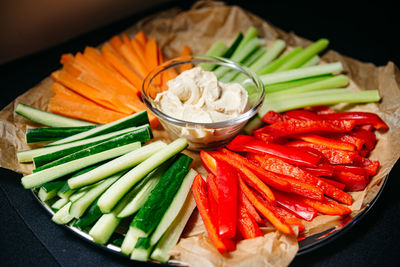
[141,56,265,128]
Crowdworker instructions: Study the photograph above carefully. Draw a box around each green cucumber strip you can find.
[243,115,264,135]
[117,162,169,218]
[26,125,97,144]
[265,75,332,93]
[249,39,286,73]
[69,190,87,202]
[58,188,77,199]
[33,129,148,172]
[51,197,69,210]
[266,75,349,97]
[15,103,94,127]
[21,142,141,189]
[33,125,150,168]
[129,154,192,237]
[200,40,228,71]
[41,180,66,193]
[149,168,197,246]
[221,32,244,58]
[257,47,303,75]
[73,202,102,229]
[131,237,152,261]
[52,202,74,224]
[121,227,140,255]
[151,192,196,263]
[259,89,381,115]
[18,125,146,163]
[50,110,149,145]
[68,141,166,189]
[276,38,329,71]
[259,62,343,85]
[97,138,188,213]
[70,173,123,218]
[301,55,320,67]
[38,187,57,202]
[89,213,121,245]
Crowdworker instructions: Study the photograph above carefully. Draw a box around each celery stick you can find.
[200,40,227,71]
[276,38,329,71]
[259,89,380,115]
[257,47,303,75]
[265,75,332,93]
[267,75,349,96]
[259,62,343,85]
[231,27,259,58]
[249,39,286,72]
[221,32,244,58]
[301,55,320,67]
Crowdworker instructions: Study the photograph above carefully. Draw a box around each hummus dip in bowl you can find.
[142,56,265,150]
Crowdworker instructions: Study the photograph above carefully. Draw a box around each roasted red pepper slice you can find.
[298,196,352,216]
[318,112,389,131]
[295,134,356,151]
[218,148,290,192]
[247,153,352,205]
[238,176,295,235]
[239,186,263,223]
[192,174,235,254]
[273,190,317,221]
[317,177,346,190]
[300,163,334,177]
[227,135,321,167]
[215,159,238,239]
[237,191,263,239]
[333,170,367,191]
[287,140,358,165]
[256,119,356,137]
[210,151,276,203]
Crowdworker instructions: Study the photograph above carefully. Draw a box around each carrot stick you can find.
[109,35,124,53]
[179,45,193,73]
[131,38,147,65]
[83,47,114,72]
[145,38,159,71]
[120,43,149,79]
[49,96,125,124]
[52,82,97,106]
[135,31,147,46]
[60,53,75,64]
[122,33,135,51]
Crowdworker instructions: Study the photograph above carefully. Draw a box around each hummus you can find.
[154,67,248,123]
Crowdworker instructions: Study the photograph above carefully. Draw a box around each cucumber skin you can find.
[33,126,150,168]
[130,154,192,235]
[73,202,103,229]
[33,128,150,172]
[26,125,97,144]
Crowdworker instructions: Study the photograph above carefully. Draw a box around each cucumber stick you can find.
[50,110,149,145]
[73,202,102,229]
[33,127,150,170]
[16,103,94,127]
[69,172,122,218]
[149,168,198,246]
[128,154,192,238]
[21,142,141,189]
[121,227,140,255]
[18,125,147,163]
[151,191,197,263]
[52,202,74,224]
[97,138,188,213]
[38,187,57,202]
[26,125,97,144]
[68,141,167,189]
[51,197,69,210]
[131,237,152,261]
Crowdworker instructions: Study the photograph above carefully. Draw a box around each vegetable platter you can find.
[1,2,400,267]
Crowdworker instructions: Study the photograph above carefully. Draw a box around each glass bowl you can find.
[142,56,265,150]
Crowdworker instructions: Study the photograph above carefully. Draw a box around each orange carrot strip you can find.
[109,35,124,53]
[135,31,147,46]
[49,96,125,124]
[83,47,115,72]
[131,38,147,65]
[52,82,98,107]
[60,53,75,64]
[145,38,159,71]
[179,45,193,73]
[120,43,149,79]
[122,33,135,51]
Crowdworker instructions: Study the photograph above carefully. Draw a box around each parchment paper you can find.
[1,1,400,266]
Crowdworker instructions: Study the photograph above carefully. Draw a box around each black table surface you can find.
[1,1,399,266]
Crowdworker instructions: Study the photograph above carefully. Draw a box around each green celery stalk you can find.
[276,38,329,71]
[301,55,320,67]
[200,40,227,71]
[265,75,332,93]
[257,47,303,75]
[249,39,286,72]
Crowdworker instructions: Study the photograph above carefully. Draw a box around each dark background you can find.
[1,1,399,266]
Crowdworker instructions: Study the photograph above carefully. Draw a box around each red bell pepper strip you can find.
[358,124,375,131]
[217,147,290,192]
[254,131,286,144]
[333,165,368,176]
[326,133,366,151]
[273,190,317,221]
[287,141,358,165]
[200,150,217,175]
[274,174,324,200]
[298,196,352,216]
[210,151,276,203]
[262,110,287,124]
[216,159,238,239]
[238,187,263,224]
[352,156,379,176]
[247,153,352,205]
[317,177,346,190]
[238,176,295,235]
[305,106,336,115]
[318,112,389,131]
[300,163,334,177]
[192,174,235,254]
[295,134,356,151]
[237,192,263,239]
[206,173,219,219]
[227,135,321,167]
[349,130,376,151]
[272,205,305,233]
[284,109,321,120]
[333,170,367,192]
[256,119,356,137]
